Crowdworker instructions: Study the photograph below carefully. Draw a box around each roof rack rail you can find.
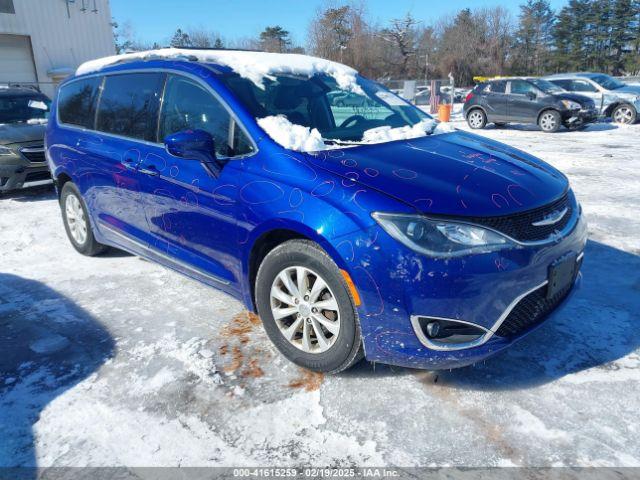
[0,83,42,92]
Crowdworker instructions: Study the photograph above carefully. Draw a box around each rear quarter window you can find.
[96,73,165,142]
[58,77,102,128]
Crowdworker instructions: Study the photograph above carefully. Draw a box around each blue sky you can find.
[110,0,569,47]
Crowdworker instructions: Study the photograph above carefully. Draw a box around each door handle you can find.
[138,165,159,176]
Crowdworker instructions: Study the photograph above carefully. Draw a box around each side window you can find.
[572,80,598,93]
[96,73,164,141]
[510,80,535,95]
[551,79,572,91]
[58,77,102,128]
[487,81,506,93]
[159,75,254,157]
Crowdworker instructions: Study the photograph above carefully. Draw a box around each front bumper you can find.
[0,144,50,192]
[564,108,598,126]
[335,208,588,370]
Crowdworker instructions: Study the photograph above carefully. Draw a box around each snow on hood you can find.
[76,48,362,93]
[257,115,455,152]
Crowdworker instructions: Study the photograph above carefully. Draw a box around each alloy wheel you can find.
[468,111,484,128]
[613,106,634,124]
[269,266,341,354]
[65,193,88,245]
[540,112,558,131]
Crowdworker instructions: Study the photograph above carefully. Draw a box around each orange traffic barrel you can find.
[438,104,452,122]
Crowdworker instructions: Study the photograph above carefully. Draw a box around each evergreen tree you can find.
[609,0,636,74]
[259,26,291,53]
[213,38,224,49]
[170,28,192,48]
[513,0,555,74]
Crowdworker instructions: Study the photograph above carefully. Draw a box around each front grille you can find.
[20,146,45,164]
[458,192,573,242]
[24,170,51,182]
[495,256,582,338]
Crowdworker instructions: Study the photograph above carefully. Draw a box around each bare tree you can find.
[187,27,225,48]
[378,13,420,76]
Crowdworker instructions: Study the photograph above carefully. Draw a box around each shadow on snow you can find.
[0,274,115,469]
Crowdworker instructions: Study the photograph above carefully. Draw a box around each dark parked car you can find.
[463,77,597,132]
[0,86,51,192]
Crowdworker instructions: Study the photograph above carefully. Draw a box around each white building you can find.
[0,0,115,98]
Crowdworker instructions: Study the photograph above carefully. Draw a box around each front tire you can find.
[255,239,363,373]
[60,182,107,256]
[538,110,561,133]
[467,109,487,129]
[611,104,637,125]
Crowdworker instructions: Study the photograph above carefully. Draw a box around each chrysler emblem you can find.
[531,207,568,226]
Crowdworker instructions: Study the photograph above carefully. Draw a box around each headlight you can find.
[561,100,582,110]
[372,212,518,258]
[0,145,15,156]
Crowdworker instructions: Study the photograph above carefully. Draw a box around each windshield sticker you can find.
[28,100,48,110]
[376,91,408,106]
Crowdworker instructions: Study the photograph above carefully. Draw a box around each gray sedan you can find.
[545,72,640,124]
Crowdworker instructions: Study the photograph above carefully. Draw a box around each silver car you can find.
[544,72,640,124]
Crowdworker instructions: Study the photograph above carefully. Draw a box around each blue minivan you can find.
[46,49,587,373]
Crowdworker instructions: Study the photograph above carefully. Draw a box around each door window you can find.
[58,77,102,128]
[159,75,254,157]
[571,80,598,93]
[486,81,506,93]
[510,80,536,96]
[96,73,164,142]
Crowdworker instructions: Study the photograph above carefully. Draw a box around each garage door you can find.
[0,34,37,84]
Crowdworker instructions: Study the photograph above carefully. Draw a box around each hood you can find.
[553,92,595,106]
[305,130,568,217]
[611,84,640,96]
[0,123,46,145]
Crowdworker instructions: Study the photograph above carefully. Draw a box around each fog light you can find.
[426,321,440,338]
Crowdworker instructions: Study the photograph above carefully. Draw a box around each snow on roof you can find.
[76,48,362,92]
[257,115,455,153]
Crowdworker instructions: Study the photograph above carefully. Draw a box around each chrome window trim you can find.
[98,220,230,286]
[56,66,259,160]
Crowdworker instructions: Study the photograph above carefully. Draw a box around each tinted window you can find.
[550,79,572,90]
[96,73,164,141]
[0,93,50,124]
[510,80,536,95]
[572,80,598,93]
[58,77,101,128]
[159,75,254,157]
[487,81,506,93]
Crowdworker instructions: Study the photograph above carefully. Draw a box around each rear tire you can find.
[60,182,107,256]
[255,239,363,373]
[611,104,637,125]
[538,110,561,133]
[467,109,487,129]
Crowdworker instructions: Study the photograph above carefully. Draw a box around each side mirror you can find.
[164,129,217,161]
[526,91,537,101]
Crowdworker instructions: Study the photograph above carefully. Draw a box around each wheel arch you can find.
[243,222,349,312]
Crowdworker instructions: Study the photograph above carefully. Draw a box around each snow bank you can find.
[257,115,326,152]
[76,48,362,93]
[362,119,455,143]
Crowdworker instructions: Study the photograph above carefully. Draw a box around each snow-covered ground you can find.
[1,118,639,468]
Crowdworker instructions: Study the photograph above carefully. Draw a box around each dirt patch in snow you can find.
[219,311,267,378]
[288,369,324,392]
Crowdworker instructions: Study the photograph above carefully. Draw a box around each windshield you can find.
[529,78,564,94]
[590,74,625,90]
[220,73,429,143]
[0,93,51,124]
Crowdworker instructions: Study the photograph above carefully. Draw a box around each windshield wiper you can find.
[322,138,367,146]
